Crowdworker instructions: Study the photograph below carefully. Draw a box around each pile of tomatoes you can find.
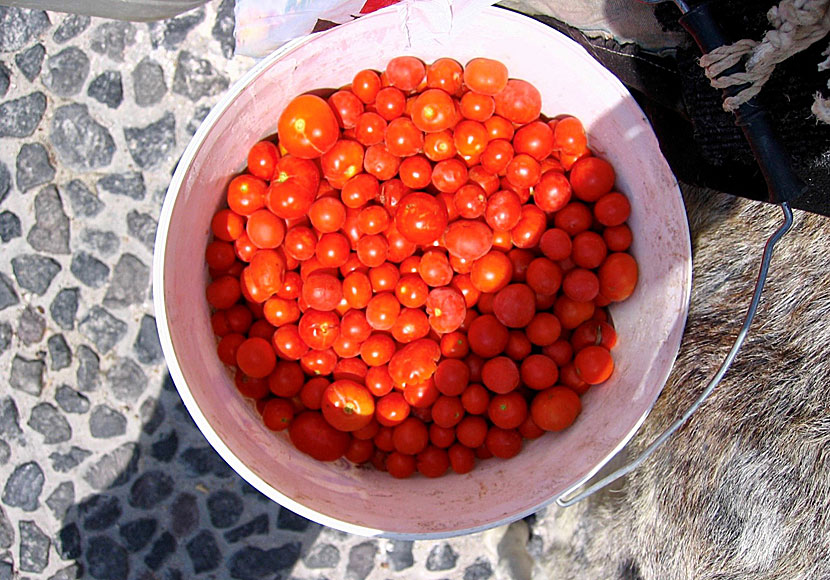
[205,56,638,478]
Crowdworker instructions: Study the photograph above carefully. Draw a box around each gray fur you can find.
[531,186,830,579]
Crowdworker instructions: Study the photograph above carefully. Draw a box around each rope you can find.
[698,0,830,119]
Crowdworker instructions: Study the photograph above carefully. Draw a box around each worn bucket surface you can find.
[153,5,692,539]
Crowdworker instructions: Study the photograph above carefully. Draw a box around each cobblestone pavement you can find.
[0,3,552,578]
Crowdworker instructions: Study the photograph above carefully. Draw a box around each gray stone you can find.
[0,92,47,138]
[103,253,148,308]
[134,315,163,364]
[90,405,126,438]
[228,543,301,580]
[119,518,157,552]
[55,385,90,414]
[0,397,22,441]
[88,70,123,109]
[71,251,110,288]
[186,104,211,136]
[0,273,18,310]
[81,228,119,256]
[57,522,81,561]
[49,446,91,473]
[63,179,103,217]
[86,535,129,580]
[48,334,72,370]
[63,528,92,562]
[347,541,378,580]
[303,543,340,569]
[426,543,458,571]
[89,21,136,62]
[42,46,89,96]
[277,508,312,532]
[50,287,79,330]
[129,470,174,509]
[80,494,122,531]
[0,441,9,465]
[144,531,176,571]
[132,57,166,107]
[47,334,72,370]
[45,481,74,519]
[387,540,414,571]
[213,0,236,58]
[0,62,9,97]
[0,323,11,354]
[149,8,204,49]
[172,50,229,101]
[27,184,70,254]
[180,446,233,478]
[79,306,126,353]
[150,430,178,462]
[0,8,50,52]
[0,160,9,203]
[224,514,268,544]
[51,104,116,171]
[76,344,101,391]
[10,355,45,396]
[107,357,147,402]
[0,210,23,244]
[140,397,165,435]
[11,254,60,295]
[28,403,71,443]
[97,171,145,200]
[207,490,243,529]
[126,210,157,250]
[463,557,494,580]
[0,559,10,580]
[53,13,90,43]
[83,442,140,490]
[124,112,175,169]
[185,530,220,573]
[0,397,23,448]
[19,520,49,573]
[0,506,12,548]
[16,143,55,193]
[169,493,198,537]
[2,462,44,511]
[48,563,84,580]
[17,305,45,344]
[15,43,44,81]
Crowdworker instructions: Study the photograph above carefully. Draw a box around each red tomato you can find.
[395,192,449,245]
[321,380,376,432]
[277,94,340,158]
[289,411,351,460]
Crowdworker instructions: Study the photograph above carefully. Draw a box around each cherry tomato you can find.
[395,192,449,245]
[290,411,351,460]
[493,79,542,124]
[463,58,508,96]
[277,94,339,158]
[530,386,581,431]
[425,286,466,334]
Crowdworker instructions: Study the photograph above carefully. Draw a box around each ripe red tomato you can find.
[277,94,340,158]
[289,411,351,460]
[321,380,376,431]
[395,192,449,245]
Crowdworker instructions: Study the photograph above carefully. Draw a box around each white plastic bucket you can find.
[153,5,692,539]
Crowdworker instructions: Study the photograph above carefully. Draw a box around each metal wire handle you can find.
[556,201,795,507]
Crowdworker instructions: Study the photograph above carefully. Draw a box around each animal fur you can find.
[527,185,830,580]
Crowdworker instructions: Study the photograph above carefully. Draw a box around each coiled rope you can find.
[697,0,830,121]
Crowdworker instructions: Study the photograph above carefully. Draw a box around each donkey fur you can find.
[527,186,830,579]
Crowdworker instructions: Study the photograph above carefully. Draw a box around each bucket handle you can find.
[556,201,794,507]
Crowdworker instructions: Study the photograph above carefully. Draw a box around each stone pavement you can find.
[0,3,551,578]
